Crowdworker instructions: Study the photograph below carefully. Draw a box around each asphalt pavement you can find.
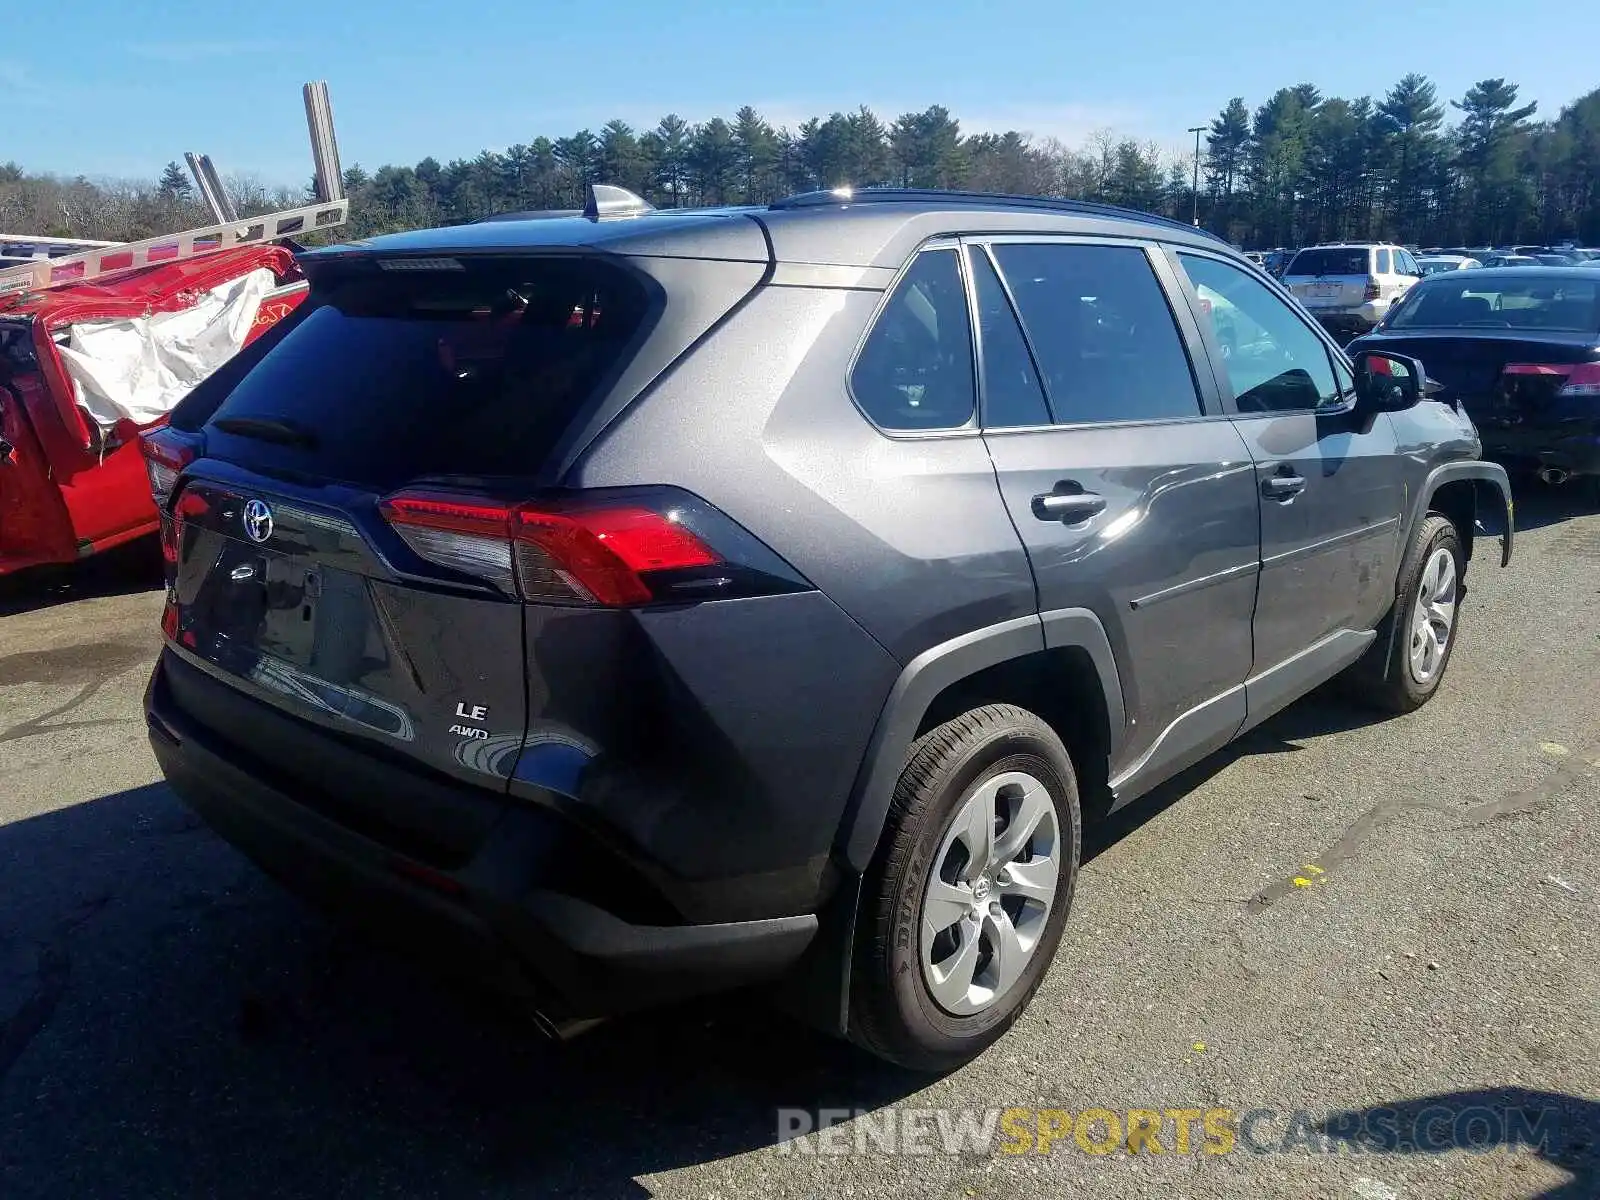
[1,488,1597,1200]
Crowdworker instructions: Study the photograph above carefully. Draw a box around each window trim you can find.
[964,234,1223,432]
[962,241,1057,429]
[1162,244,1358,419]
[844,238,980,439]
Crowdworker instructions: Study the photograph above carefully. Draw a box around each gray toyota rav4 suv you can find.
[142,186,1514,1071]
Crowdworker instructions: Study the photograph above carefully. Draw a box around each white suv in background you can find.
[1281,243,1421,336]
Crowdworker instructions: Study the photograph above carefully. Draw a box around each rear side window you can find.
[1287,248,1370,276]
[852,249,975,430]
[1376,249,1392,274]
[207,256,651,489]
[969,247,1050,428]
[990,243,1202,425]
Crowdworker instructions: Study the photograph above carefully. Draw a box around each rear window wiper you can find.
[211,415,319,449]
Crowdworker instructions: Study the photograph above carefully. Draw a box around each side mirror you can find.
[1351,350,1424,414]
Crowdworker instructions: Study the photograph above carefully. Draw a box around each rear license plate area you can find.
[205,541,325,667]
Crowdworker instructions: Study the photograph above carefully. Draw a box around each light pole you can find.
[1187,126,1206,227]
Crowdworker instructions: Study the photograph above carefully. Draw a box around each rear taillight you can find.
[158,487,213,642]
[139,428,196,507]
[1364,277,1382,301]
[1504,362,1600,397]
[378,495,521,594]
[379,490,757,607]
[514,506,719,605]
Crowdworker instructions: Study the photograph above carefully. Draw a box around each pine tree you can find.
[157,161,193,200]
[732,106,777,203]
[1452,79,1539,243]
[1376,74,1446,236]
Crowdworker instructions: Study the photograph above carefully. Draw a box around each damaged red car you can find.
[0,242,317,575]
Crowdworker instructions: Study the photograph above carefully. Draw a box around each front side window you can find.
[1179,253,1342,413]
[989,243,1202,425]
[851,249,975,430]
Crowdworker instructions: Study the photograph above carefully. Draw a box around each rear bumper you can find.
[145,656,817,1018]
[1307,305,1384,334]
[1479,423,1600,478]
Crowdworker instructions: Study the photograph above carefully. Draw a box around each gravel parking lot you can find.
[1,487,1597,1200]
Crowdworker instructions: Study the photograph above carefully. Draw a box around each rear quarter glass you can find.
[202,256,660,491]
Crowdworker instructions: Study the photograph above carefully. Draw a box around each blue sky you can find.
[4,0,1594,185]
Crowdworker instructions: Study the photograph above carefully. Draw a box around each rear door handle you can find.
[1031,488,1107,522]
[1262,473,1306,500]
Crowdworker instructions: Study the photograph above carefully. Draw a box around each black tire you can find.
[847,704,1081,1072]
[1341,513,1464,713]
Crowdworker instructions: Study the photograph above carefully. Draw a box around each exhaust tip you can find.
[528,1008,608,1043]
[1538,467,1570,486]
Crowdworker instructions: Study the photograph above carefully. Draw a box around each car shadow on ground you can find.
[1083,683,1376,862]
[0,536,164,620]
[0,683,1465,1198]
[10,768,1594,1198]
[1316,1088,1600,1199]
[0,498,1589,1195]
[0,782,926,1199]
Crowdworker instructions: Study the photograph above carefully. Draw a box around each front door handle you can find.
[1262,473,1306,500]
[1031,486,1107,523]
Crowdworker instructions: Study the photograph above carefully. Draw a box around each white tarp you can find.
[56,267,276,431]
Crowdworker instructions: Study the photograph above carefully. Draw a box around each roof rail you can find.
[770,187,1228,242]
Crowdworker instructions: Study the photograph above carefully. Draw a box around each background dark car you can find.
[1352,267,1600,487]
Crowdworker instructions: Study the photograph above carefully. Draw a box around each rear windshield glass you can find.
[1286,248,1370,276]
[206,256,653,488]
[1388,276,1600,332]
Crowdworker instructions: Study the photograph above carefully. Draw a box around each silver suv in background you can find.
[1283,243,1422,337]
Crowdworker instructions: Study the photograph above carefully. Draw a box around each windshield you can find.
[1286,248,1370,276]
[1387,275,1600,332]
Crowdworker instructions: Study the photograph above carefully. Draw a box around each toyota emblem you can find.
[241,499,274,544]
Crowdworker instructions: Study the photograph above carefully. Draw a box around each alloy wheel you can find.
[920,770,1061,1016]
